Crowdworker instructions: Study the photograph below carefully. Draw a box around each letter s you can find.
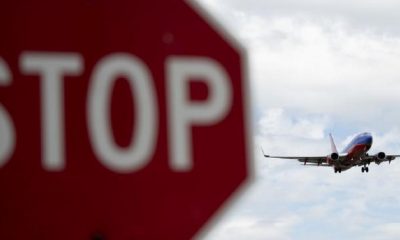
[0,58,16,168]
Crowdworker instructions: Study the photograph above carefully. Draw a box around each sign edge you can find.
[184,0,255,239]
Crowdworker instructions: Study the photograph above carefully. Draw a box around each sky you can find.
[195,0,400,239]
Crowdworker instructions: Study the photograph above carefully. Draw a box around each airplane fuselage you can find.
[334,132,373,171]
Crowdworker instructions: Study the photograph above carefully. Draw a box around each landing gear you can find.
[334,168,342,173]
[361,166,369,173]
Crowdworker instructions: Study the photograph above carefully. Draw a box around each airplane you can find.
[262,132,400,173]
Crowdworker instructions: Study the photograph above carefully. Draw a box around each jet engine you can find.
[329,152,339,161]
[374,152,386,164]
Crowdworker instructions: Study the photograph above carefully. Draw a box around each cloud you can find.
[368,223,400,240]
[258,108,327,140]
[369,129,400,153]
[199,0,400,35]
[207,214,299,240]
[248,18,400,129]
[199,0,400,130]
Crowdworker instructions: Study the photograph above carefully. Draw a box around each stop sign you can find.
[0,0,252,239]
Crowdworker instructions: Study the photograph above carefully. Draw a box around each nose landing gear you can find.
[361,166,369,173]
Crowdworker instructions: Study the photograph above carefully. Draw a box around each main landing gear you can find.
[361,166,369,173]
[334,168,342,173]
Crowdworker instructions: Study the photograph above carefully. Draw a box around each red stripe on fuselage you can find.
[344,143,369,164]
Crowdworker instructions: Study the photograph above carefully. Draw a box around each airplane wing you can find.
[262,150,338,166]
[263,154,324,161]
[358,154,400,166]
[384,155,400,161]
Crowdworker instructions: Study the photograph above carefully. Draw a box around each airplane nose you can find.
[366,135,373,144]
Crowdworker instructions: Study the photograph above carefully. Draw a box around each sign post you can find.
[0,0,252,239]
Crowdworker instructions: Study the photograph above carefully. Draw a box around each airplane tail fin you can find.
[329,133,338,153]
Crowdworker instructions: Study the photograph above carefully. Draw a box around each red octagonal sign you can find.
[0,0,252,239]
